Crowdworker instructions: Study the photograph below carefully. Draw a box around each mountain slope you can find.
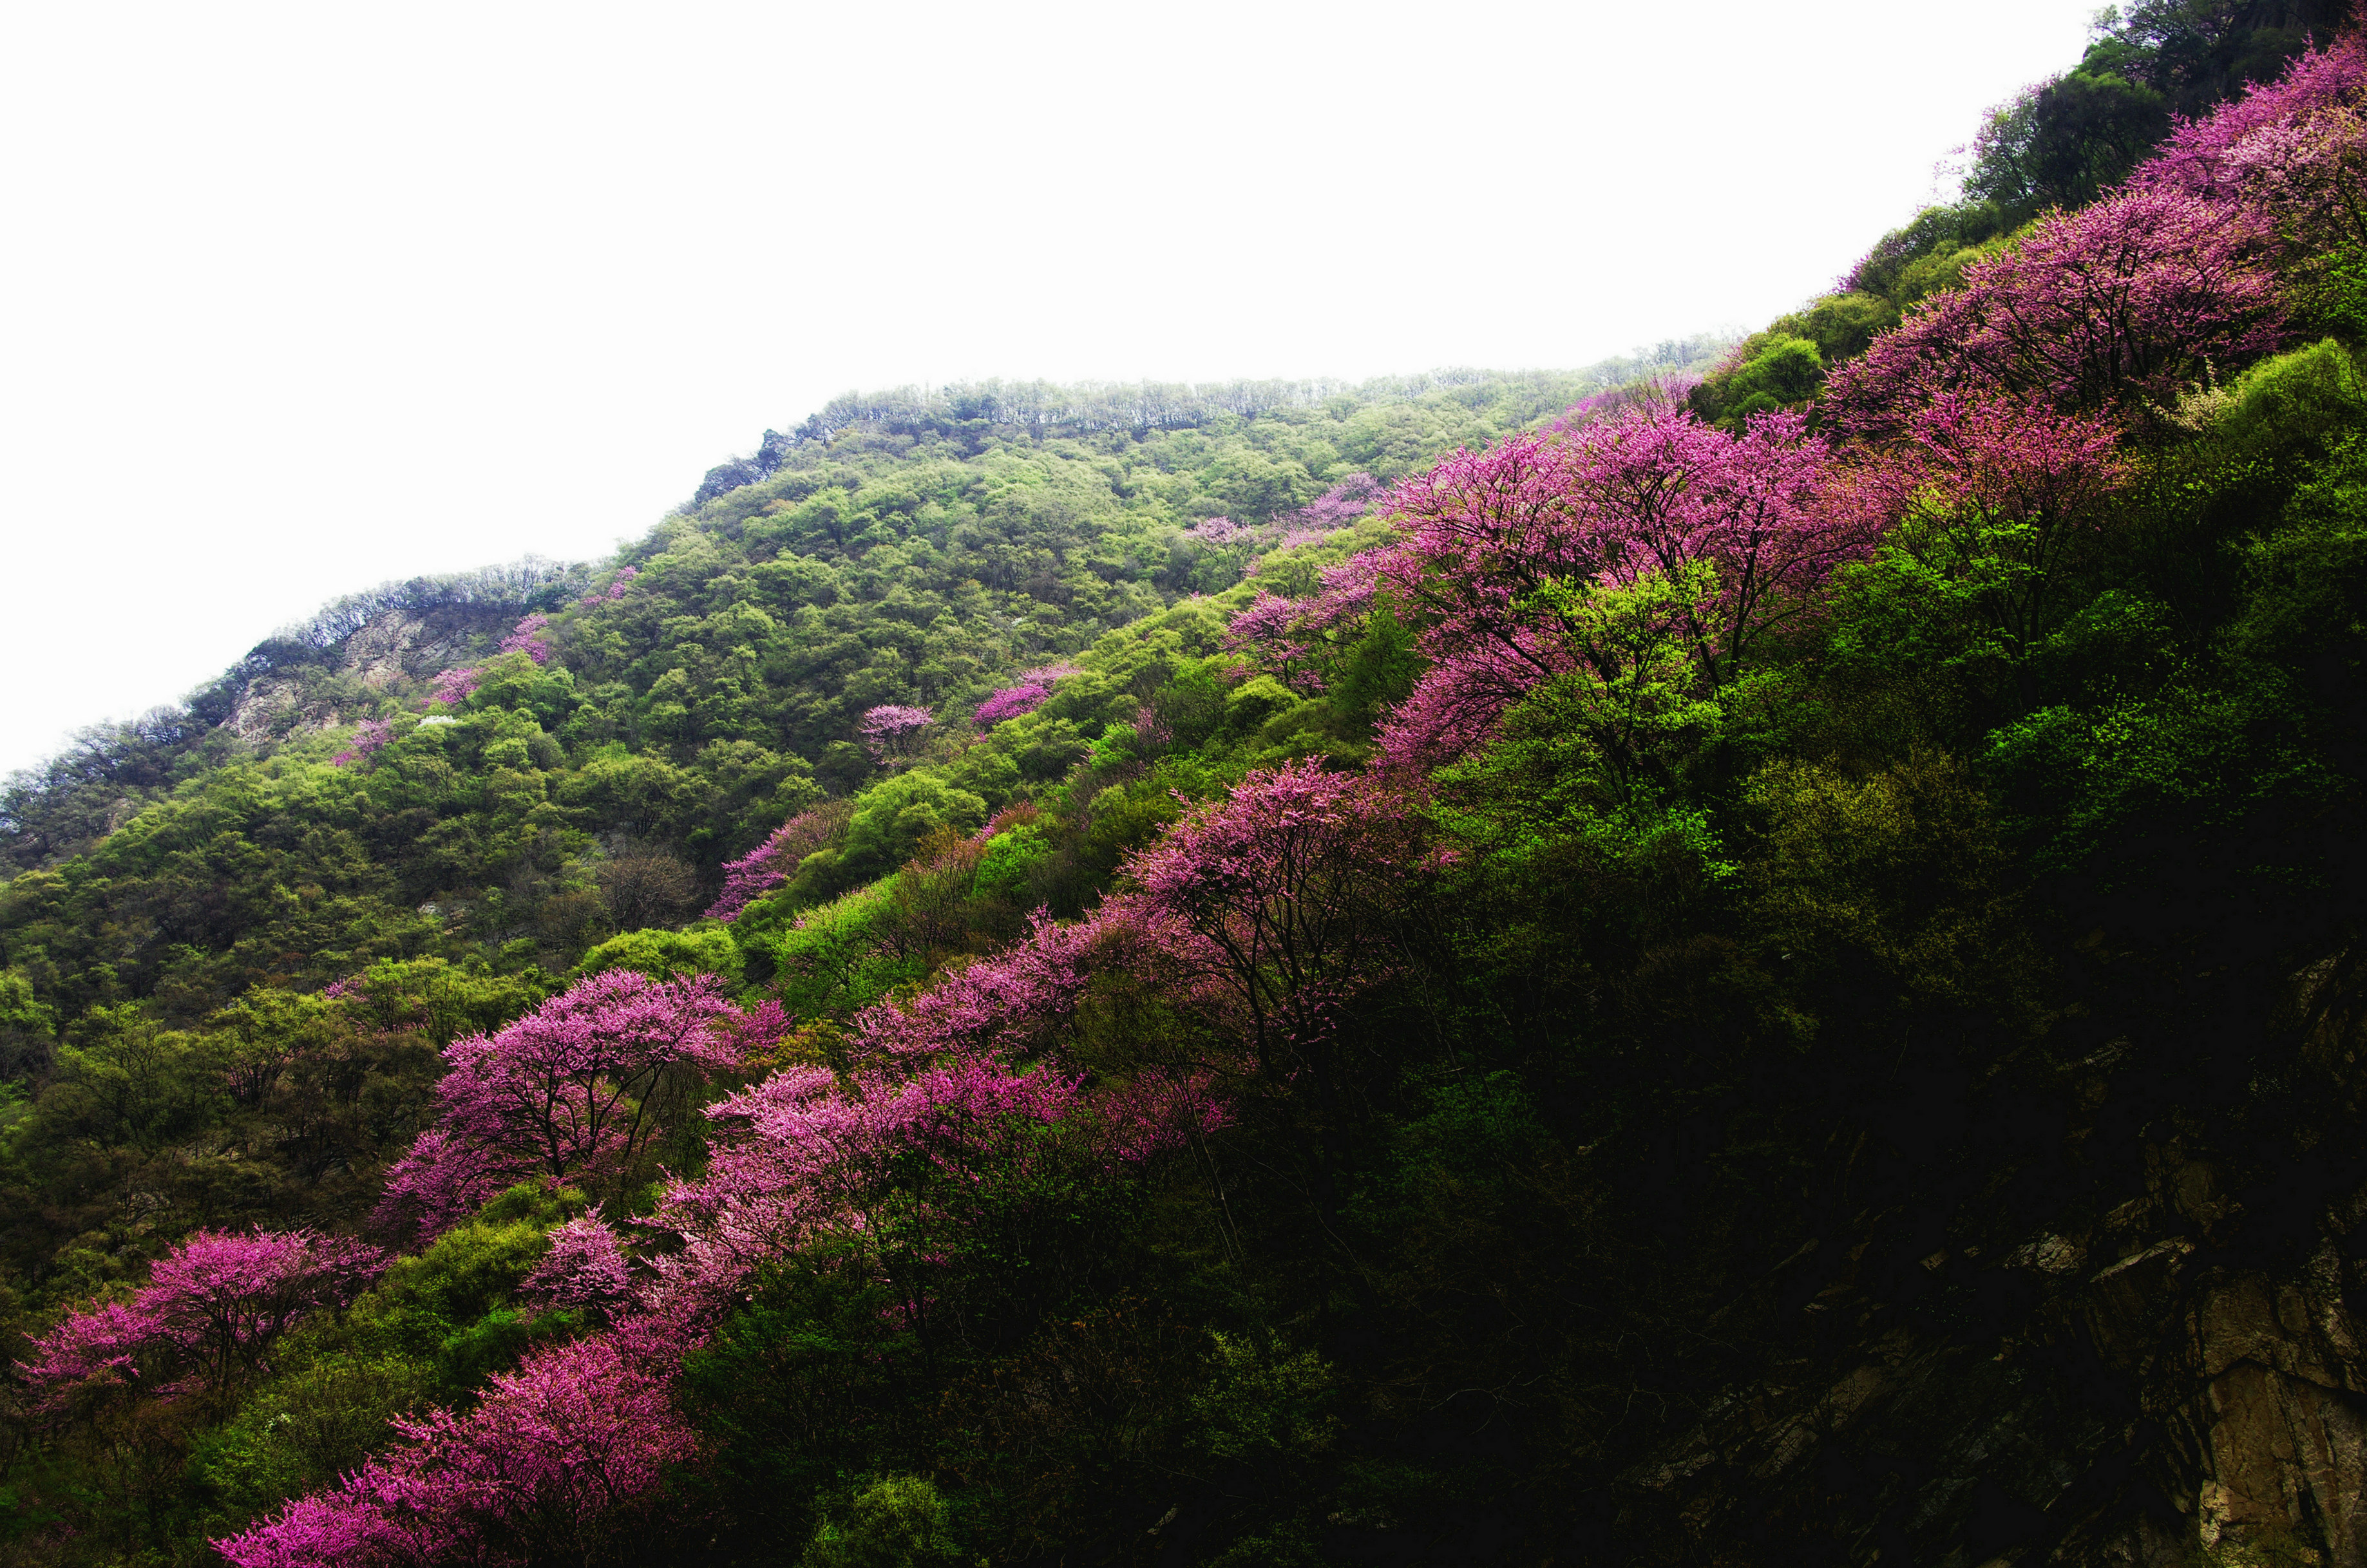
[6,10,2367,1567]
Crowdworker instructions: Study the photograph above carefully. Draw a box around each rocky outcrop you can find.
[217,603,517,746]
[1622,1131,2367,1565]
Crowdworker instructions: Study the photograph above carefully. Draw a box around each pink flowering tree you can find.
[577,565,640,608]
[649,1045,1222,1348]
[498,613,554,665]
[707,800,856,921]
[2131,33,2367,202]
[21,1227,385,1412]
[636,902,1226,1340]
[213,1334,698,1568]
[1839,393,2131,699]
[975,661,1084,723]
[1828,184,2284,433]
[1344,402,1863,775]
[329,718,394,768]
[857,704,932,765]
[974,681,1052,725]
[1282,472,1383,533]
[520,1209,636,1321]
[374,970,778,1241]
[426,666,481,708]
[1120,760,1416,1072]
[1222,551,1389,694]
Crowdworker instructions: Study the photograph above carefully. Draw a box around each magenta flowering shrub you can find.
[1833,392,2132,683]
[1120,759,1418,1061]
[1242,403,1858,773]
[1284,472,1383,532]
[213,1334,698,1568]
[2131,32,2367,201]
[1181,477,1385,583]
[520,1209,636,1319]
[1830,39,2367,435]
[858,704,933,763]
[498,613,553,665]
[974,682,1051,725]
[1222,554,1385,693]
[576,565,640,608]
[846,907,1109,1066]
[1230,399,1873,775]
[426,666,481,708]
[705,801,855,921]
[20,1227,385,1411]
[374,970,778,1242]
[329,718,394,768]
[1827,184,2284,431]
[611,902,1229,1337]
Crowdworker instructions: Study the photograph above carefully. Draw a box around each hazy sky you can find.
[0,0,2111,779]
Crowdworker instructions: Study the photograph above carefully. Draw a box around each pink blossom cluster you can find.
[858,704,933,763]
[1181,477,1385,576]
[1230,403,1867,764]
[576,566,640,609]
[21,1228,385,1411]
[1286,473,1383,531]
[426,666,481,708]
[2131,32,2367,201]
[1832,36,2367,434]
[1119,759,1416,1059]
[1824,392,2131,674]
[705,802,854,921]
[642,916,1230,1329]
[374,970,780,1243]
[223,764,1436,1560]
[1222,554,1385,693]
[974,682,1052,725]
[963,665,1085,730]
[236,914,1233,1563]
[520,1210,636,1320]
[1129,701,1174,750]
[214,1334,696,1568]
[330,718,394,768]
[1827,184,2284,431]
[499,613,554,665]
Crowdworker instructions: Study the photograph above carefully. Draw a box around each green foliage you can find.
[827,771,989,891]
[2204,337,2367,466]
[971,824,1051,902]
[1964,68,2170,217]
[193,1352,439,1522]
[755,883,924,1019]
[1695,333,1825,428]
[1323,604,1421,735]
[573,924,739,981]
[798,1475,963,1568]
[1745,752,2030,1029]
[1188,1334,1336,1467]
[34,1007,226,1151]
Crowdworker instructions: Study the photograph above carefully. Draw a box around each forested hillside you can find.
[5,3,2367,1565]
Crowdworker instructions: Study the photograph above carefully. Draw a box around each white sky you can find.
[0,0,2109,779]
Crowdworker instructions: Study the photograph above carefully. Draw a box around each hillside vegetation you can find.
[3,5,2366,1565]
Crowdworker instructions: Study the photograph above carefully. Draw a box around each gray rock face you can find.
[217,603,516,746]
